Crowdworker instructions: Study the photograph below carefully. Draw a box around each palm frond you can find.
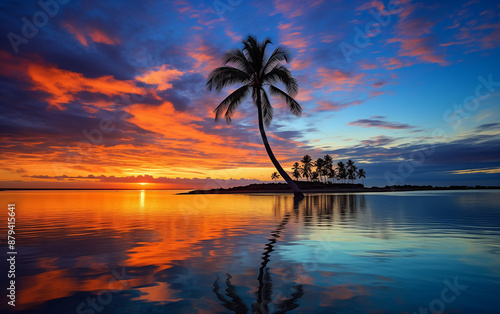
[263,65,298,97]
[262,46,292,75]
[222,48,255,74]
[213,85,251,124]
[206,66,250,92]
[268,85,302,117]
[259,38,273,72]
[242,36,259,70]
[260,88,274,127]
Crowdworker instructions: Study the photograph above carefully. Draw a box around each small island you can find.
[182,155,499,195]
[182,182,500,195]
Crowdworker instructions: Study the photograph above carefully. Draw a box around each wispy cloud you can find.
[348,116,415,129]
[451,167,500,175]
[361,135,397,146]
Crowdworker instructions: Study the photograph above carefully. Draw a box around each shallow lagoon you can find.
[1,190,499,313]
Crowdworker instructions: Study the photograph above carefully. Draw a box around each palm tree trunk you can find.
[256,91,304,199]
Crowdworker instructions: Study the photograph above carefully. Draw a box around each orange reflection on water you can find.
[3,190,292,309]
[0,190,375,311]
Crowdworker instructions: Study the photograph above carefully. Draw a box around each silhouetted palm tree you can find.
[315,158,325,183]
[271,171,281,182]
[346,159,355,170]
[346,159,357,184]
[358,168,366,185]
[347,165,357,183]
[207,35,304,198]
[337,161,347,183]
[291,162,301,181]
[321,155,332,183]
[311,171,319,182]
[300,155,313,181]
[328,167,336,184]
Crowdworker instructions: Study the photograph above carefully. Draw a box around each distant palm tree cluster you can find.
[286,155,366,184]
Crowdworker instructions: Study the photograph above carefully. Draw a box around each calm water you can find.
[0,190,499,313]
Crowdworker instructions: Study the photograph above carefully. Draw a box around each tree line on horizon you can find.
[271,155,366,184]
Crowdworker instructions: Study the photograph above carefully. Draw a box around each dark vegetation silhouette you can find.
[282,155,366,184]
[206,35,304,198]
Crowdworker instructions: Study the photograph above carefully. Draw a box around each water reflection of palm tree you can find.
[213,198,305,313]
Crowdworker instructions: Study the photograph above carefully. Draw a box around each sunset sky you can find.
[1,0,499,189]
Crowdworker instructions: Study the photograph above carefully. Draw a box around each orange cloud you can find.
[360,62,378,70]
[377,56,418,70]
[368,90,386,97]
[312,68,365,91]
[63,23,120,46]
[272,0,324,18]
[88,28,120,45]
[26,62,137,109]
[225,29,241,42]
[278,23,293,30]
[314,99,364,112]
[294,87,314,102]
[321,34,336,43]
[356,0,385,12]
[290,58,311,71]
[135,65,184,91]
[281,31,313,51]
[186,37,222,75]
[387,37,448,66]
[63,23,88,46]
[0,51,163,110]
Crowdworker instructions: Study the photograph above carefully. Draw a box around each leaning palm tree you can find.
[207,35,304,198]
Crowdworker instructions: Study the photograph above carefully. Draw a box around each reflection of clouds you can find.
[318,285,370,306]
[9,191,500,313]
